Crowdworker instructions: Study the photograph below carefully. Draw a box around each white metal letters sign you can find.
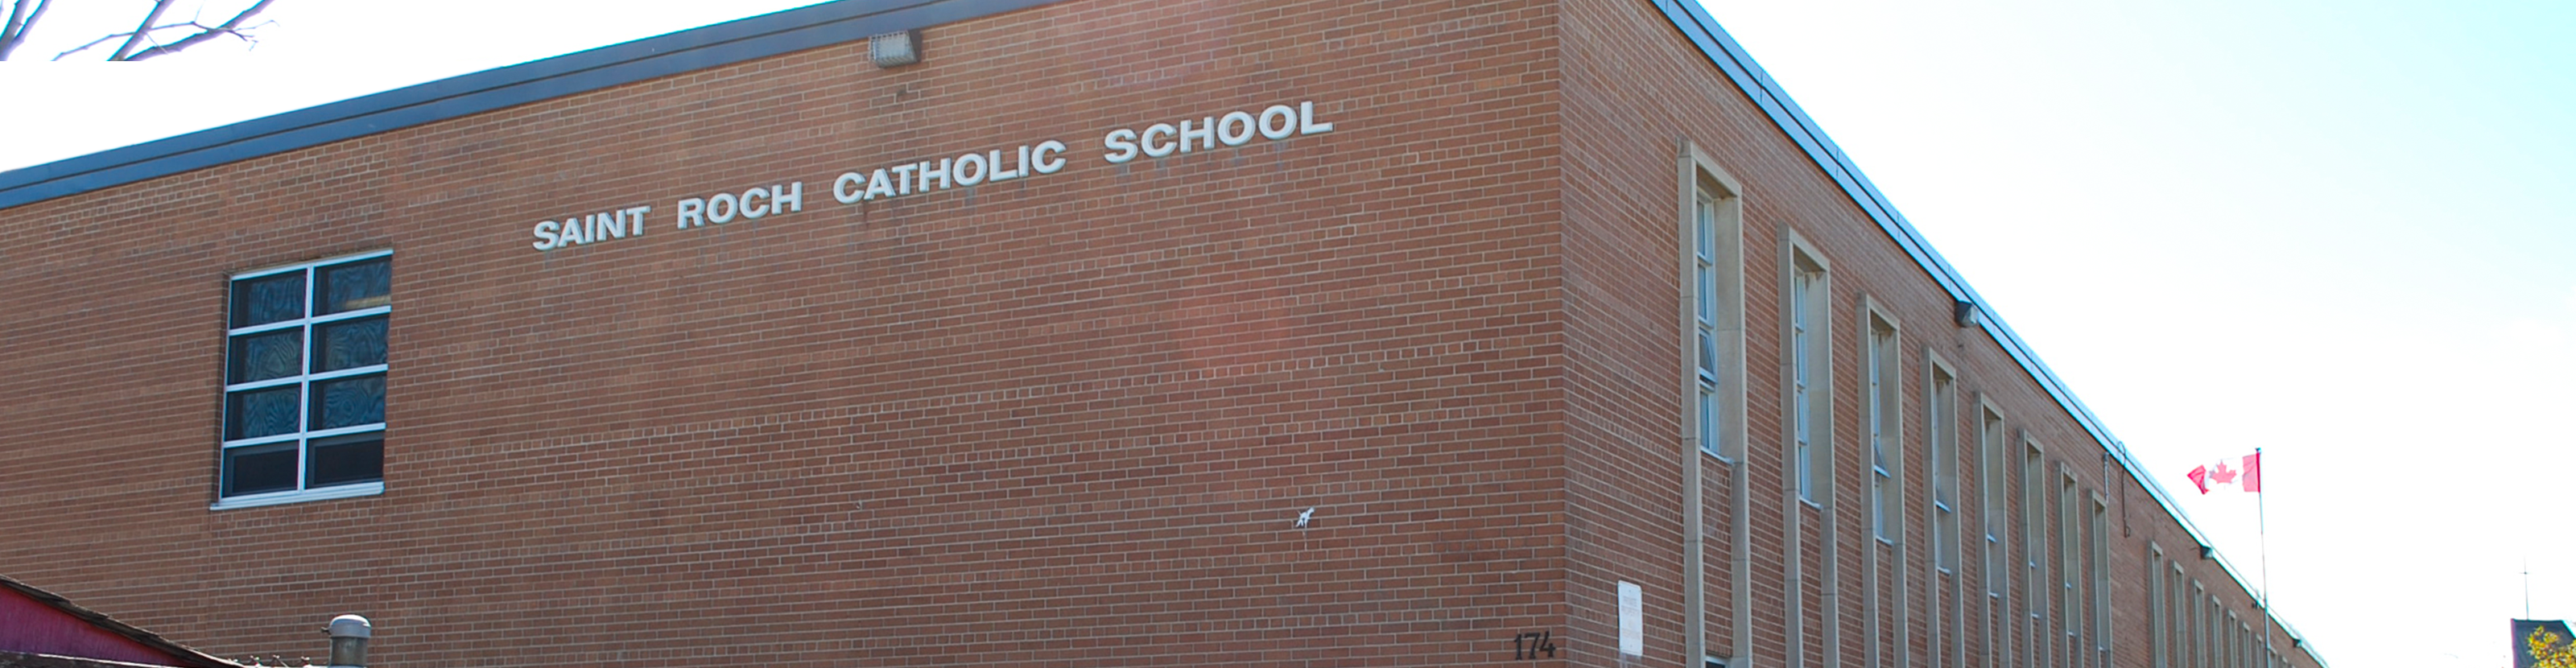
[528,100,1334,253]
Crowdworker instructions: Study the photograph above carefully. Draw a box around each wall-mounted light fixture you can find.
[870,30,922,68]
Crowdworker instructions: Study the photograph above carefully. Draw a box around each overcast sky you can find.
[5,2,2573,668]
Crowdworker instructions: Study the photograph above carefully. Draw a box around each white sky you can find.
[4,2,2572,667]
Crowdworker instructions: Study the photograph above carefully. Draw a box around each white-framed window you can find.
[2220,600,2233,668]
[1867,309,1900,542]
[2230,616,2246,668]
[1680,145,1748,666]
[1681,151,1744,465]
[2150,546,2169,668]
[1695,192,1723,457]
[2203,595,2219,668]
[2192,583,2210,668]
[2024,443,2049,668]
[1787,243,1829,503]
[217,250,390,509]
[1929,359,1959,571]
[2091,496,2113,667]
[2173,565,2192,668]
[1980,404,2008,595]
[2061,473,2083,664]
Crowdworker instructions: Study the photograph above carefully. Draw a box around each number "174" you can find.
[1513,631,1557,660]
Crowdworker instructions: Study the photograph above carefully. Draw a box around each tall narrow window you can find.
[2209,597,2223,668]
[1679,151,1746,666]
[221,251,391,509]
[1787,245,1830,503]
[2230,617,2245,668]
[2193,583,2210,668]
[2091,497,2112,668]
[2060,475,2081,667]
[1980,406,2008,595]
[1867,311,1900,541]
[2225,624,2246,668]
[2024,444,2048,668]
[1695,192,1723,457]
[2150,548,2169,668]
[2173,566,2191,668]
[2203,598,2219,668]
[1926,360,1959,668]
[1929,362,1959,571]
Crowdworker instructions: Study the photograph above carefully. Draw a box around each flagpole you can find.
[2258,447,2273,668]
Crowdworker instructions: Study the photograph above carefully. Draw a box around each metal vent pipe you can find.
[325,615,370,668]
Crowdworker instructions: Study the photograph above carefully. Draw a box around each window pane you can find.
[308,434,383,486]
[223,443,299,496]
[1698,389,1716,452]
[316,258,391,315]
[1794,386,1810,441]
[1698,332,1715,376]
[315,315,388,371]
[228,329,303,383]
[1696,202,1715,259]
[1872,477,1886,537]
[229,272,306,328]
[1698,267,1715,321]
[226,386,300,440]
[310,373,386,430]
[1797,443,1810,496]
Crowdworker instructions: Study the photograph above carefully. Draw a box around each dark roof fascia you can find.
[1647,2,2326,664]
[0,0,1069,211]
[0,575,236,668]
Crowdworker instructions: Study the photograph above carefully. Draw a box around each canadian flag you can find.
[2186,452,2262,494]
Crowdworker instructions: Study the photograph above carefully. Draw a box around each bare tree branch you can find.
[55,18,251,60]
[0,1,27,52]
[123,0,272,60]
[0,0,56,61]
[52,27,130,60]
[108,0,175,60]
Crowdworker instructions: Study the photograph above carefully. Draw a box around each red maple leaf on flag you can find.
[2184,453,2261,494]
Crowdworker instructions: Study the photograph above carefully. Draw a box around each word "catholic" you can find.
[831,142,1069,204]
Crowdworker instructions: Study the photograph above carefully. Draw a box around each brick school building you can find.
[0,1,2326,667]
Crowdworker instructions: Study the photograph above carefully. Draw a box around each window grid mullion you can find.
[228,320,304,337]
[295,265,316,494]
[221,432,301,449]
[305,423,386,440]
[226,303,388,338]
[225,376,303,393]
[308,365,389,383]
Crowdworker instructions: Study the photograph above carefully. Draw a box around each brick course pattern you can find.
[0,1,2317,668]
